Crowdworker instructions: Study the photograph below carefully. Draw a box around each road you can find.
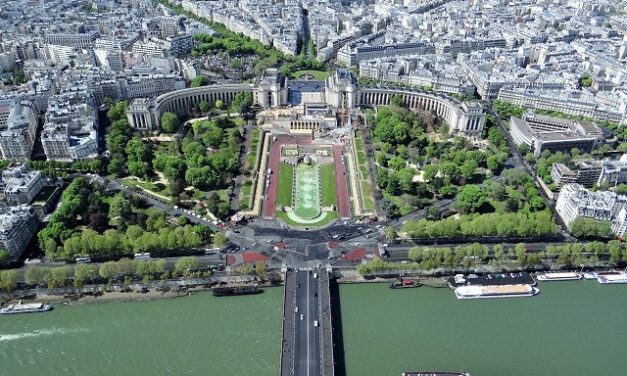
[293,269,321,376]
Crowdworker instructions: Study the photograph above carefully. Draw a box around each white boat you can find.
[597,271,627,284]
[454,284,539,299]
[0,301,52,315]
[583,272,598,280]
[536,272,582,281]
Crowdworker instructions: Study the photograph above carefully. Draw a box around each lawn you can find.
[122,177,172,200]
[361,182,376,211]
[384,192,416,216]
[276,163,294,207]
[319,163,337,207]
[291,70,330,80]
[276,210,337,227]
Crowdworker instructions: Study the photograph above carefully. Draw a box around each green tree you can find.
[0,270,18,291]
[25,266,46,286]
[199,100,211,114]
[43,267,70,289]
[109,193,132,222]
[0,249,10,263]
[74,264,99,287]
[213,232,227,247]
[190,76,209,88]
[384,226,397,241]
[161,112,180,133]
[174,256,200,277]
[456,184,486,213]
[570,218,613,238]
[99,261,121,282]
[215,99,224,110]
[230,92,253,114]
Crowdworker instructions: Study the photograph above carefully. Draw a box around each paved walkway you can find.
[262,136,313,218]
[332,145,351,219]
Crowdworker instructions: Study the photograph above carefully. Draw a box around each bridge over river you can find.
[280,268,335,376]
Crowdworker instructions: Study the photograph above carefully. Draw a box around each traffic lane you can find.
[309,274,321,376]
[293,271,310,375]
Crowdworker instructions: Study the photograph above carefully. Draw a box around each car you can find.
[300,314,304,320]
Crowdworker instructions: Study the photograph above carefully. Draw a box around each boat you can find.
[212,285,263,297]
[0,301,52,315]
[536,272,582,281]
[597,271,627,284]
[454,284,539,299]
[389,279,421,289]
[402,372,470,376]
[583,272,598,280]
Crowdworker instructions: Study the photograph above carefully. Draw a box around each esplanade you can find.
[126,68,486,137]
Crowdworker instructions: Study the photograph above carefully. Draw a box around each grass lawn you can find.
[356,151,367,165]
[291,70,330,80]
[276,210,338,227]
[354,137,365,152]
[361,182,376,211]
[122,177,172,199]
[247,129,261,173]
[488,199,506,214]
[277,163,294,207]
[320,163,337,207]
[216,189,229,201]
[385,192,416,216]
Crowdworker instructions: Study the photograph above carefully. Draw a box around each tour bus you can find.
[75,257,91,264]
[134,252,151,260]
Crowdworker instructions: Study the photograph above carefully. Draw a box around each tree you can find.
[254,261,266,276]
[570,218,613,238]
[384,226,397,241]
[382,198,400,219]
[456,184,486,214]
[0,270,18,291]
[230,92,253,114]
[518,143,530,155]
[190,76,208,88]
[109,193,132,222]
[199,100,211,114]
[25,266,46,286]
[213,232,227,248]
[174,256,200,277]
[0,249,10,263]
[74,264,99,287]
[161,112,180,133]
[43,267,70,289]
[215,99,224,110]
[99,261,121,282]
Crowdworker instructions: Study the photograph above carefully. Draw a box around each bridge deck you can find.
[280,269,334,376]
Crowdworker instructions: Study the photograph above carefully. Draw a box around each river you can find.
[1,281,626,376]
[339,280,627,376]
[0,288,283,376]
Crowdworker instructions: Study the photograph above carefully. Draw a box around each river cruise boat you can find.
[535,272,582,281]
[0,301,52,315]
[597,271,627,284]
[402,372,470,376]
[454,284,539,299]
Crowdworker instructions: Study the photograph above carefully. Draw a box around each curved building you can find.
[127,84,254,129]
[127,69,485,137]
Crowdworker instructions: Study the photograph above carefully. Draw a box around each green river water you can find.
[1,281,626,376]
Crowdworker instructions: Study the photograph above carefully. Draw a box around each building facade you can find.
[0,205,39,259]
[555,183,627,228]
